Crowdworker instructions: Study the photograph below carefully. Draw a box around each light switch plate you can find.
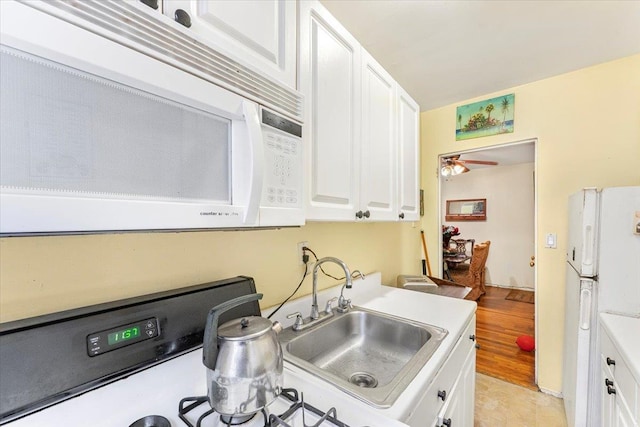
[545,233,557,248]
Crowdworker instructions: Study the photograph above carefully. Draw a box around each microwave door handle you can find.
[242,101,264,225]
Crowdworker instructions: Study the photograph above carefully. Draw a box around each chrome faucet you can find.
[287,257,354,331]
[311,257,352,319]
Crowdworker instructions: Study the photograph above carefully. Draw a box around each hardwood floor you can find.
[476,286,537,390]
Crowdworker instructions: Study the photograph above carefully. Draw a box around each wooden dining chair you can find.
[428,241,491,301]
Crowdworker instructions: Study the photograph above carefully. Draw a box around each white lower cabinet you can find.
[600,322,639,427]
[436,347,476,427]
[406,316,476,427]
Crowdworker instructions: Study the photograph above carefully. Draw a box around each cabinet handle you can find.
[140,0,158,9]
[174,9,192,28]
[469,334,476,341]
[442,419,452,427]
[355,211,363,219]
[605,379,614,387]
[437,389,447,401]
[606,357,616,366]
[607,386,616,395]
[399,212,405,219]
[363,210,371,218]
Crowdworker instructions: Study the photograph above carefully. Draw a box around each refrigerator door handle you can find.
[579,287,592,330]
[582,225,594,267]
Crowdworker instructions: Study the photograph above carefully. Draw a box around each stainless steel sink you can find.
[279,307,447,407]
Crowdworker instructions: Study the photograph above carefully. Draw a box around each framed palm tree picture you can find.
[456,93,514,141]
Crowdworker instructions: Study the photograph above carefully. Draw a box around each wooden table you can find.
[443,253,471,280]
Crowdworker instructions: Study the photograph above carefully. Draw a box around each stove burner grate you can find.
[178,389,349,427]
[269,390,347,427]
[178,396,266,427]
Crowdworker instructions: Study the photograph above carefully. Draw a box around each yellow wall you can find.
[2,53,638,396]
[421,54,640,393]
[0,221,422,323]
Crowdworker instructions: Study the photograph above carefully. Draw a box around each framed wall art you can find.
[456,94,514,141]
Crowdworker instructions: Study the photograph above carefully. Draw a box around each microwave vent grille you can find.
[23,0,303,123]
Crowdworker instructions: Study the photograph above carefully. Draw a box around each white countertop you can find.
[599,312,640,384]
[265,272,477,422]
[7,272,476,427]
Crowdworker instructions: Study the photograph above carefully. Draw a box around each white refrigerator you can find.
[562,186,640,427]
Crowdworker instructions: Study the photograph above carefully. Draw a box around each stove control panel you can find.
[87,317,159,357]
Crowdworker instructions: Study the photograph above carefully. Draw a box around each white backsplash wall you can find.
[442,162,535,289]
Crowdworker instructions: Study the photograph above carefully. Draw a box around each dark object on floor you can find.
[516,335,535,352]
[505,289,535,304]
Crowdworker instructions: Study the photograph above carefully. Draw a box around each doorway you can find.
[438,139,537,389]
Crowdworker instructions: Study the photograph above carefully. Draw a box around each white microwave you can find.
[0,1,304,234]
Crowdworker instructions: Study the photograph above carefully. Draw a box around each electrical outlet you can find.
[297,241,309,266]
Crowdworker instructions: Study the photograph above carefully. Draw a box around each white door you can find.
[360,49,397,221]
[163,0,296,88]
[300,0,361,221]
[397,86,420,221]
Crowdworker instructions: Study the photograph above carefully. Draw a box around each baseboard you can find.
[539,387,563,398]
[486,284,535,292]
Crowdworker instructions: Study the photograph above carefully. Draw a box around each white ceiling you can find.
[319,0,640,111]
[454,142,535,169]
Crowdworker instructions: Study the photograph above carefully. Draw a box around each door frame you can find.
[437,138,539,384]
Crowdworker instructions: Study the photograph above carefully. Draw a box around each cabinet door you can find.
[437,344,476,427]
[163,0,296,88]
[300,0,361,221]
[602,361,614,427]
[614,399,636,427]
[397,86,420,221]
[360,49,397,221]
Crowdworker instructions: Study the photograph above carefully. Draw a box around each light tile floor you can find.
[475,374,567,427]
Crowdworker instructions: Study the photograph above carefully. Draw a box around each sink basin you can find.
[279,307,447,407]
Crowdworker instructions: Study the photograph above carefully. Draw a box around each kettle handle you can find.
[203,293,263,370]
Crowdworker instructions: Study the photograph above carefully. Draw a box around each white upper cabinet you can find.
[397,86,420,221]
[300,0,361,221]
[163,0,297,89]
[360,49,397,221]
[299,0,420,222]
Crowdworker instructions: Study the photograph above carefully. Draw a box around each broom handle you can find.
[420,230,432,276]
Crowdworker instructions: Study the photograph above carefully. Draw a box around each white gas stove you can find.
[5,349,399,427]
[0,277,406,427]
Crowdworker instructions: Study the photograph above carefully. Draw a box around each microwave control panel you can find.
[261,109,302,208]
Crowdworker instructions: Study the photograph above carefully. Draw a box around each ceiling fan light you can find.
[453,164,469,175]
[441,166,452,176]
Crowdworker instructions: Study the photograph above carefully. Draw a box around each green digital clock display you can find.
[87,317,158,357]
[107,326,141,345]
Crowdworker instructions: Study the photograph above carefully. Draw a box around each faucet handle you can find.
[286,311,304,329]
[337,295,352,313]
[351,270,366,281]
[324,297,338,314]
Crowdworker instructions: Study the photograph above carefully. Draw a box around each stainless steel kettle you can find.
[202,293,283,418]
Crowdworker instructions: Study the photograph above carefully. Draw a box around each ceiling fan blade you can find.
[459,159,498,166]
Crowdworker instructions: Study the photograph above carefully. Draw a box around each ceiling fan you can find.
[441,155,498,176]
